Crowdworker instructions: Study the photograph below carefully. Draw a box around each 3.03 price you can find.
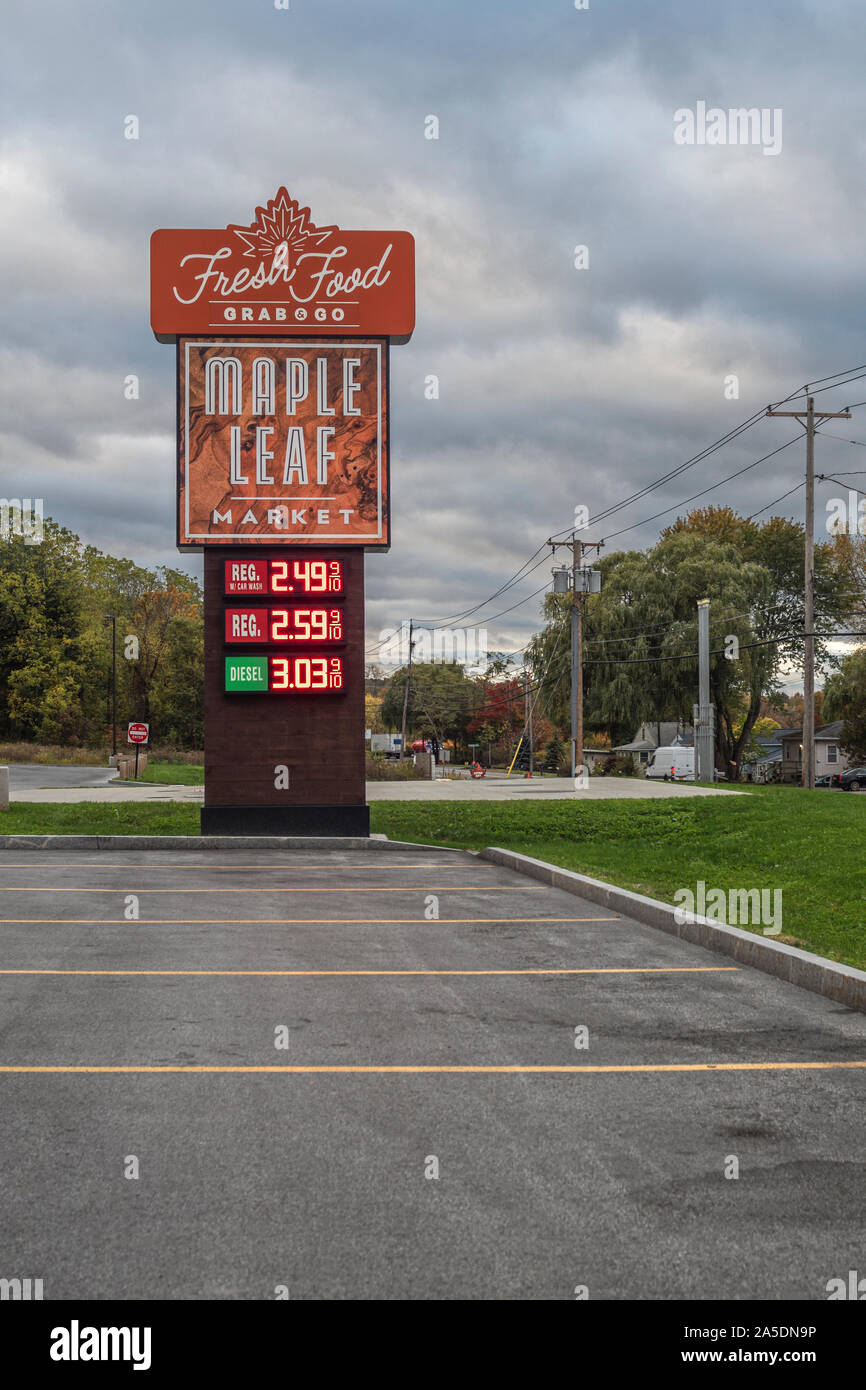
[271,656,344,691]
[224,655,345,693]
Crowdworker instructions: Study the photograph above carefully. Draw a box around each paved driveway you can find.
[0,844,863,1299]
[5,763,118,791]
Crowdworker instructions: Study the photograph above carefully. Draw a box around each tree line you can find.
[0,522,203,748]
[5,506,866,770]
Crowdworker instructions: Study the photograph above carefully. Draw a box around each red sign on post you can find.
[151,188,414,342]
[149,187,415,836]
[127,723,150,745]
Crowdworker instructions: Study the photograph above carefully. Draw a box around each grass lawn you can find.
[371,789,866,972]
[138,761,205,785]
[0,804,199,835]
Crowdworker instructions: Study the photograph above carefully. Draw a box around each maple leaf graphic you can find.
[227,188,338,266]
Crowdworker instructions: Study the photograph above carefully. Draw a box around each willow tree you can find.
[529,507,854,778]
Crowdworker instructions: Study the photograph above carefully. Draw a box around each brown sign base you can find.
[201,804,370,837]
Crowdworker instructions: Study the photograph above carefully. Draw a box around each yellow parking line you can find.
[0,1061,863,1074]
[0,885,544,894]
[0,863,494,871]
[0,966,737,977]
[0,916,619,925]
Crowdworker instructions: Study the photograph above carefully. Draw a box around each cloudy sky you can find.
[2,0,865,665]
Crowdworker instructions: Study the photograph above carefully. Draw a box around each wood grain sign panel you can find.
[178,338,388,548]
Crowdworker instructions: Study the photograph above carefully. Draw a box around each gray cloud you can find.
[1,0,865,656]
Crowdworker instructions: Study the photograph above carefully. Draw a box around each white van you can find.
[645,746,694,781]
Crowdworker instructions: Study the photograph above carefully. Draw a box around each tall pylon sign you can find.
[151,189,415,835]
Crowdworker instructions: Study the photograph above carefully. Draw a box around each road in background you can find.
[5,764,118,792]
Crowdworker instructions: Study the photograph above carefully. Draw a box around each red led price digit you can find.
[294,658,312,689]
[271,610,289,641]
[271,560,289,593]
[293,609,311,640]
[272,657,290,690]
[310,561,326,592]
[328,561,341,592]
[311,658,328,688]
[328,610,342,640]
[329,658,343,689]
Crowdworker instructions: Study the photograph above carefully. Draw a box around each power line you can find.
[369,364,866,655]
[410,368,866,633]
[583,631,866,667]
[816,431,866,448]
[600,436,802,544]
[746,481,805,521]
[420,553,553,630]
[555,367,866,539]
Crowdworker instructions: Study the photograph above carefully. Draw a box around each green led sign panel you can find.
[224,654,345,693]
[224,657,268,692]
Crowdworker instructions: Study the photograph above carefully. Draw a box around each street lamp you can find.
[105,614,117,759]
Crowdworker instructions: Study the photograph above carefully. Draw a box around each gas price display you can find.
[225,655,344,693]
[224,558,343,597]
[225,608,344,644]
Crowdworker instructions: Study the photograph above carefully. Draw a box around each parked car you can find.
[815,774,841,788]
[840,767,866,791]
[645,746,694,781]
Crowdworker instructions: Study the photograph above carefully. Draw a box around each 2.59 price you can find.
[224,607,343,643]
[272,608,342,642]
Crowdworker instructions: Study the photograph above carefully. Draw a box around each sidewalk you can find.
[9,784,205,803]
[367,773,740,800]
[7,771,740,803]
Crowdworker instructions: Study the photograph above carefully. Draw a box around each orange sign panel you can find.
[152,188,414,342]
[178,339,389,549]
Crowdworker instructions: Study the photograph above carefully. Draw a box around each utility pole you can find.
[549,537,603,779]
[528,672,534,773]
[523,660,535,774]
[694,598,714,781]
[399,619,414,759]
[571,536,582,780]
[523,663,529,772]
[105,613,117,759]
[767,395,850,788]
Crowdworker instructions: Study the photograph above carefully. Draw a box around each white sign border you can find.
[183,339,384,543]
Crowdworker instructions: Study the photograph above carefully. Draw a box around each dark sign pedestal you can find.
[202,545,368,838]
[201,804,370,837]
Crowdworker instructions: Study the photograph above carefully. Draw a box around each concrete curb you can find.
[0,835,467,854]
[480,847,866,1014]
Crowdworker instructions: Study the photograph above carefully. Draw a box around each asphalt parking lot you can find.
[0,844,865,1300]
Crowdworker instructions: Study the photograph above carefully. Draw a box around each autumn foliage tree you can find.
[0,520,204,748]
